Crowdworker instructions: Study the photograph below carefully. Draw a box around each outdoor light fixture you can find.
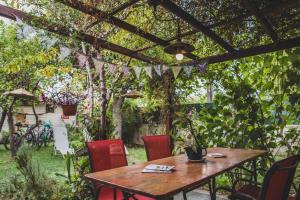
[164,40,194,61]
[175,53,184,61]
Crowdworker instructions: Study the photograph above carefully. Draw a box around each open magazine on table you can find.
[142,164,175,173]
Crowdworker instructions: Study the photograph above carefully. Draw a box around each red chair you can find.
[87,139,152,200]
[229,154,300,200]
[142,135,172,161]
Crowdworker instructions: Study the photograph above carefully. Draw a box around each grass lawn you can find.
[0,144,147,184]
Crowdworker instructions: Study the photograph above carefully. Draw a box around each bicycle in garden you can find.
[2,122,39,150]
[34,121,54,150]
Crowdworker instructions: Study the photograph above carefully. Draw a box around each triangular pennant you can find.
[153,65,161,77]
[58,45,72,61]
[45,38,58,50]
[122,65,130,77]
[199,61,208,73]
[92,58,105,75]
[133,66,142,79]
[183,65,193,77]
[172,66,182,79]
[22,24,37,40]
[144,66,153,78]
[76,53,89,68]
[162,65,169,74]
[107,64,117,74]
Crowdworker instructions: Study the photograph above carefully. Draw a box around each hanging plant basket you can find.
[61,104,78,116]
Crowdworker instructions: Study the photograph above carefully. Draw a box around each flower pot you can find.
[185,146,207,160]
[61,104,77,116]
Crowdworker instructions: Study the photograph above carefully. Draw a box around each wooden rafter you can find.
[109,0,140,16]
[0,4,162,64]
[55,0,200,60]
[86,0,140,30]
[184,37,300,65]
[151,0,236,52]
[241,0,278,42]
[135,0,299,54]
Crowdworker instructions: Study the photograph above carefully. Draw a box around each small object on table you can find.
[207,153,226,158]
[142,164,175,173]
[187,157,206,163]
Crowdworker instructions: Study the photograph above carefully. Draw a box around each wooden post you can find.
[98,53,107,140]
[162,70,174,135]
[7,98,17,157]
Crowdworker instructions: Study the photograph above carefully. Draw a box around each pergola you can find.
[0,0,299,66]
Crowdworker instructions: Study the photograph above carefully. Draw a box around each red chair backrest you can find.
[260,154,300,200]
[142,135,172,161]
[86,139,128,172]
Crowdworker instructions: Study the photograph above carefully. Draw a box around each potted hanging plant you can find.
[41,85,86,116]
[173,110,207,161]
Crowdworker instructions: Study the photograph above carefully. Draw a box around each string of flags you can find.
[15,16,209,80]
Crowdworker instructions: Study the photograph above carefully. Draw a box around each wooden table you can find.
[85,147,268,200]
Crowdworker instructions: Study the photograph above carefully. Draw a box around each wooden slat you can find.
[152,0,236,52]
[241,0,278,42]
[0,4,161,64]
[184,37,300,65]
[55,0,200,60]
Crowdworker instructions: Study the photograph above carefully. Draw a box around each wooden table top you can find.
[85,147,267,199]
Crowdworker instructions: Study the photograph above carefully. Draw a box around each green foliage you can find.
[0,147,65,200]
[122,100,142,144]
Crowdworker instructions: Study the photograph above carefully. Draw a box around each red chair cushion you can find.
[98,187,153,200]
[142,135,172,161]
[288,196,296,200]
[231,185,261,200]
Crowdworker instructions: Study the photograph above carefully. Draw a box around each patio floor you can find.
[174,190,228,200]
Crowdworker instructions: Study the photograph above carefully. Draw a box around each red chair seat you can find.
[230,185,261,200]
[98,187,153,200]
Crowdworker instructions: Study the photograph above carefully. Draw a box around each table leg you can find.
[211,177,216,200]
[252,159,257,183]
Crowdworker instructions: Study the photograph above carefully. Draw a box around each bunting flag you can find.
[153,65,161,77]
[107,63,117,74]
[162,65,169,74]
[183,65,193,77]
[144,66,153,78]
[22,24,37,40]
[122,65,130,77]
[92,58,105,75]
[76,53,89,68]
[199,61,208,73]
[58,45,72,61]
[172,66,182,79]
[45,38,58,50]
[133,66,142,79]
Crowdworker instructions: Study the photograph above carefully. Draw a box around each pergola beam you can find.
[86,0,140,30]
[185,37,300,65]
[108,0,140,16]
[55,0,200,60]
[0,4,161,64]
[241,0,278,42]
[152,0,236,52]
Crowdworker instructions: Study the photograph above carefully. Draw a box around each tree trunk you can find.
[98,54,108,140]
[162,71,174,135]
[207,81,213,103]
[0,108,7,132]
[112,96,124,139]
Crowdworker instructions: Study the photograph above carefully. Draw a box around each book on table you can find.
[142,164,175,173]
